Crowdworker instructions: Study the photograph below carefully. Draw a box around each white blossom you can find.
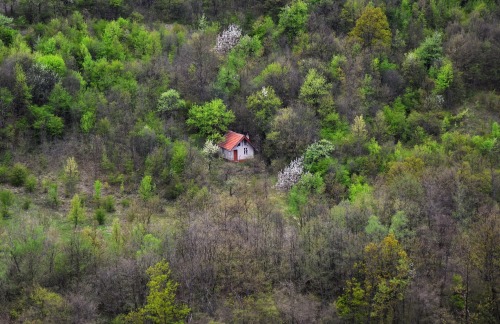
[202,140,219,157]
[215,24,242,55]
[275,157,304,191]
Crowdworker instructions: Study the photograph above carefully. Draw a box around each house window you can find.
[244,147,248,155]
[238,143,241,147]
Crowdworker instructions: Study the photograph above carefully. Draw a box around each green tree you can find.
[157,89,186,118]
[68,194,85,229]
[433,59,454,94]
[299,69,333,117]
[414,31,443,68]
[13,63,32,117]
[349,5,391,49]
[125,260,190,323]
[94,179,102,201]
[246,86,282,133]
[139,175,155,202]
[186,99,235,141]
[35,54,67,76]
[63,156,79,196]
[336,233,412,322]
[0,189,14,218]
[278,0,309,42]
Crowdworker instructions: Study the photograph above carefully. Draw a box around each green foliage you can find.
[365,215,387,240]
[102,195,116,213]
[10,163,29,187]
[215,35,263,95]
[25,174,37,192]
[95,208,106,225]
[253,62,289,86]
[186,99,235,141]
[349,178,372,202]
[303,139,335,172]
[349,5,391,49]
[170,141,188,175]
[139,175,155,202]
[330,54,346,81]
[389,211,412,241]
[47,182,59,207]
[278,0,309,42]
[337,233,412,322]
[299,68,333,116]
[0,189,14,218]
[63,157,79,196]
[450,274,465,314]
[36,54,67,76]
[433,59,454,94]
[383,97,408,140]
[30,105,65,137]
[246,86,282,132]
[94,180,102,201]
[80,110,95,133]
[68,194,85,229]
[414,32,443,68]
[157,89,186,117]
[125,260,190,323]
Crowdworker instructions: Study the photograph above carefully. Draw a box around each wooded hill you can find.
[0,0,499,322]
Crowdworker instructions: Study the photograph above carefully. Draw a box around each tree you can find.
[214,24,242,55]
[68,194,85,229]
[246,86,282,134]
[275,157,304,191]
[278,0,309,42]
[336,233,412,322]
[156,89,186,119]
[13,63,31,117]
[349,5,391,49]
[63,157,79,196]
[186,99,235,141]
[139,175,155,202]
[125,260,190,323]
[299,69,333,117]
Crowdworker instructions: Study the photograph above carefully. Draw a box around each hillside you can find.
[0,0,499,322]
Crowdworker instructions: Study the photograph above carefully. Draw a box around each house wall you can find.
[220,140,254,161]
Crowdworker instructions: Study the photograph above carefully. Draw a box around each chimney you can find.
[245,132,249,140]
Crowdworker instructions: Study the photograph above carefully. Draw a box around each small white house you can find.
[219,131,255,162]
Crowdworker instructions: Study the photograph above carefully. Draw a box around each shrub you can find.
[102,195,116,213]
[0,189,14,218]
[22,199,31,210]
[10,163,29,187]
[47,183,59,207]
[25,174,37,192]
[0,165,9,183]
[95,208,106,225]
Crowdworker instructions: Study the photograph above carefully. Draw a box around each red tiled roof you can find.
[218,131,253,150]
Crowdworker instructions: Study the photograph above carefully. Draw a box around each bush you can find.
[47,183,59,207]
[0,165,9,183]
[102,195,115,213]
[22,199,31,210]
[25,174,37,192]
[0,189,14,218]
[95,208,106,225]
[10,163,29,187]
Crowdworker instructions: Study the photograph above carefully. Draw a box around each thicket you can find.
[0,0,499,322]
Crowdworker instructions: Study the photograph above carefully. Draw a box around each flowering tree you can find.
[202,140,220,171]
[214,24,242,55]
[275,157,304,191]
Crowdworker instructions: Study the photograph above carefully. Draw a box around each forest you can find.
[0,0,499,322]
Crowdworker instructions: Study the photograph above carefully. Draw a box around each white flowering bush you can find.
[275,156,304,191]
[202,140,219,157]
[215,24,242,55]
